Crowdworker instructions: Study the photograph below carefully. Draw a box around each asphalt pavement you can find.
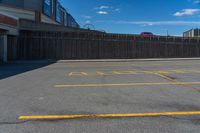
[1,59,200,133]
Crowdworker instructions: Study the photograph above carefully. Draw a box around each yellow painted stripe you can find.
[153,73,175,81]
[54,81,200,88]
[19,111,200,120]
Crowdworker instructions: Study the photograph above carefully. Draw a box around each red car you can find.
[140,32,155,37]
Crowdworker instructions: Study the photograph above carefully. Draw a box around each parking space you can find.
[1,59,200,132]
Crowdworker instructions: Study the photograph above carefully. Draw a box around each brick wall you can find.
[0,14,18,27]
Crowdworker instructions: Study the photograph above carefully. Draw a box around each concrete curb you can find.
[6,58,200,64]
[57,58,200,63]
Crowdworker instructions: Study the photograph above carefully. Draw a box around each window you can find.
[51,0,54,15]
[64,13,67,26]
[43,0,51,16]
[56,2,61,23]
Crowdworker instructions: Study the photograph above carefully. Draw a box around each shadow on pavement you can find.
[0,60,56,80]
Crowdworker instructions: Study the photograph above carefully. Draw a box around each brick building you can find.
[0,0,80,62]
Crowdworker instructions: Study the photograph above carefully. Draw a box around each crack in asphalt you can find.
[0,120,30,125]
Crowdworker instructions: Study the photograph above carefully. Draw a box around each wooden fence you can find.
[7,31,200,60]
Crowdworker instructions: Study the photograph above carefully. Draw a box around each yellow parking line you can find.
[153,73,175,81]
[96,71,110,76]
[67,69,200,77]
[69,72,88,76]
[113,71,137,75]
[19,111,200,120]
[54,81,200,88]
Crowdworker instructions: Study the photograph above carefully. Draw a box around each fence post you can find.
[2,35,8,62]
[0,34,8,62]
[0,35,3,62]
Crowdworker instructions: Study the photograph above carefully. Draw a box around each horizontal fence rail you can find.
[7,31,200,60]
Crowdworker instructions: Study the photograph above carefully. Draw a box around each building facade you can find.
[0,0,80,62]
[0,0,80,28]
[183,28,200,38]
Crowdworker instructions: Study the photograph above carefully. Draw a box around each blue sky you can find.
[61,0,200,36]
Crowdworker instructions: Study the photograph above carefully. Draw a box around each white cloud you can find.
[117,21,200,26]
[113,8,120,12]
[173,9,200,16]
[96,20,200,26]
[94,5,120,14]
[97,11,108,15]
[82,15,92,19]
[95,6,110,10]
[85,20,91,24]
[194,0,200,4]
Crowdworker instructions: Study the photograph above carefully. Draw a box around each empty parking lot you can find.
[0,59,200,133]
